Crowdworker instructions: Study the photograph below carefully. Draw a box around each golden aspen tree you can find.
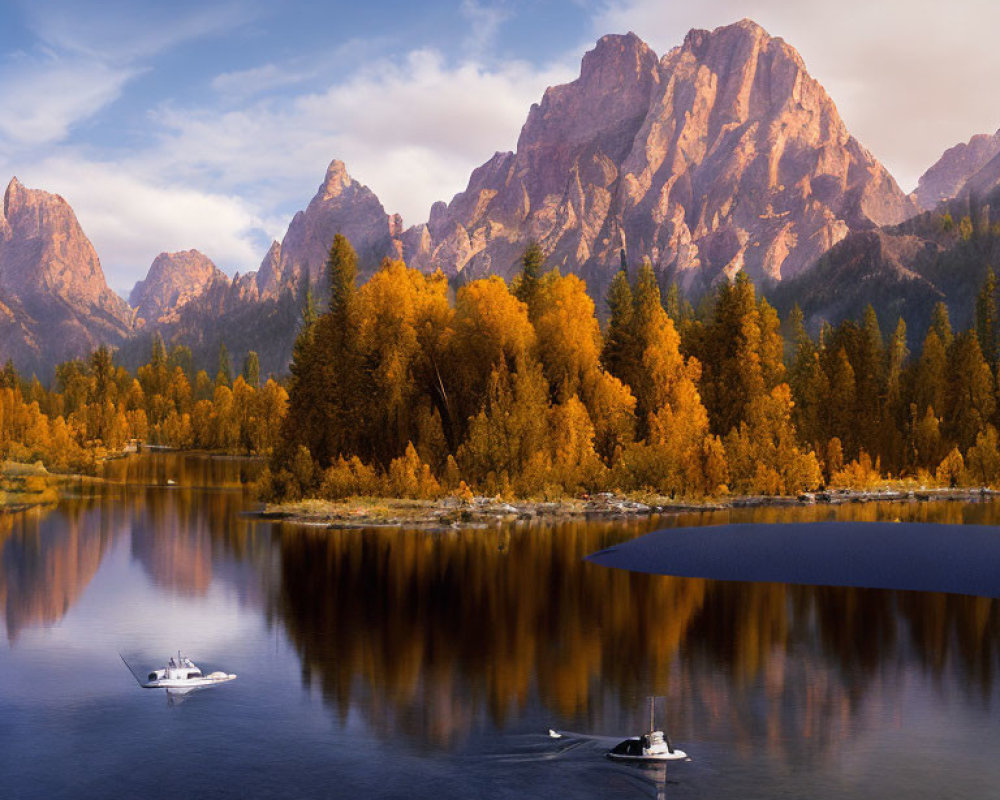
[457,359,549,491]
[447,276,538,443]
[724,384,822,495]
[359,260,452,464]
[944,331,995,452]
[965,425,1000,486]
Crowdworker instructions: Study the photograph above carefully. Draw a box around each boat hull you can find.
[606,749,688,762]
[142,674,236,689]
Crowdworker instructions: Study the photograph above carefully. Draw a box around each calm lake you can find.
[2,453,1000,798]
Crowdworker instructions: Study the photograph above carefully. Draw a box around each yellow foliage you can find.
[442,455,462,491]
[320,455,381,499]
[724,384,822,495]
[533,273,602,399]
[581,370,636,460]
[387,442,442,499]
[936,447,965,487]
[830,451,882,490]
[963,426,1000,486]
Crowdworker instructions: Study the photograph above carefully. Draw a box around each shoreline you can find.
[252,486,1000,530]
[0,461,63,512]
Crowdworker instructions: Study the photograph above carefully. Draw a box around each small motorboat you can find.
[122,652,236,689]
[607,697,687,762]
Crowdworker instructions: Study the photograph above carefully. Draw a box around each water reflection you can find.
[272,519,1000,758]
[0,501,117,642]
[0,453,268,642]
[3,458,1000,778]
[99,451,264,488]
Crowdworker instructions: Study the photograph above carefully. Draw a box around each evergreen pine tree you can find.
[242,351,261,388]
[602,264,635,382]
[944,331,995,451]
[513,241,545,317]
[930,302,954,349]
[975,267,998,366]
[216,342,232,387]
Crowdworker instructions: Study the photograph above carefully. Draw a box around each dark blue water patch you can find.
[586,522,1000,597]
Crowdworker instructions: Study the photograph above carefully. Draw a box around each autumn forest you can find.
[3,228,1000,503]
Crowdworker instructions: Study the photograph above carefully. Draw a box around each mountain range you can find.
[3,18,999,376]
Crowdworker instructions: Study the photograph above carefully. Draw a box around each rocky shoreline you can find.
[253,486,1000,530]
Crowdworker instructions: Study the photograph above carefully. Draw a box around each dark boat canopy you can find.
[609,738,643,757]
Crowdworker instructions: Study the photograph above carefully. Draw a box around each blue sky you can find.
[1,0,998,293]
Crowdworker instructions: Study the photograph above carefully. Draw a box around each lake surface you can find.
[3,453,1000,798]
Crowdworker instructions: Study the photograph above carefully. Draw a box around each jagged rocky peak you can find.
[1,177,131,315]
[130,249,230,325]
[405,19,917,293]
[258,159,404,298]
[914,130,1000,210]
[521,31,660,149]
[0,188,9,243]
[320,159,352,197]
[252,240,281,296]
[0,176,133,370]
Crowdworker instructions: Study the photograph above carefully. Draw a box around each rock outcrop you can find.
[257,161,403,297]
[913,130,1000,210]
[0,178,133,371]
[130,249,229,325]
[403,20,916,294]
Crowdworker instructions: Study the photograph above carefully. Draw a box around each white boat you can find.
[122,652,236,689]
[607,697,687,762]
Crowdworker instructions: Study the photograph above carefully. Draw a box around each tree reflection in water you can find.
[3,454,1000,771]
[275,508,1000,758]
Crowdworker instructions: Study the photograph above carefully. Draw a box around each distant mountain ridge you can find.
[0,19,967,376]
[223,19,919,304]
[912,130,1000,210]
[770,192,1000,346]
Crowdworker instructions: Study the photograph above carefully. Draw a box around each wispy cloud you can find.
[460,0,513,58]
[0,0,262,154]
[0,2,583,287]
[18,155,282,293]
[0,56,137,149]
[3,42,574,288]
[148,47,575,224]
[18,0,260,63]
[211,63,316,103]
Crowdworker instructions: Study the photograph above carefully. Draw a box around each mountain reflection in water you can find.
[2,454,1000,798]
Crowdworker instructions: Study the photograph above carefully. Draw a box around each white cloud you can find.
[150,49,575,226]
[0,56,136,149]
[18,0,260,64]
[591,0,1000,192]
[460,0,513,57]
[211,63,315,103]
[0,1,261,153]
[16,156,281,293]
[1,0,578,289]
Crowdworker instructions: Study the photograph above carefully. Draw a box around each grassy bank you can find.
[0,461,62,511]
